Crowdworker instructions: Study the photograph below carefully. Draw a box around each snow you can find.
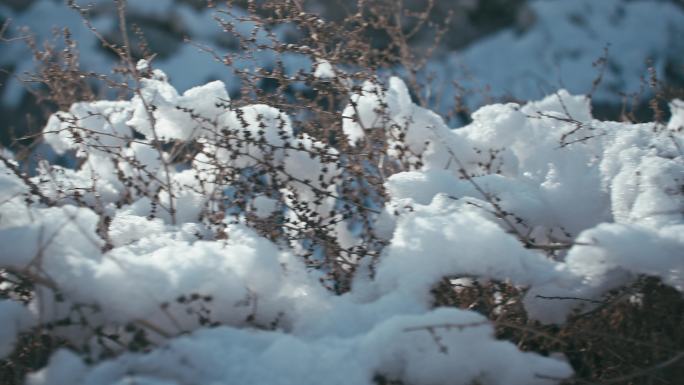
[252,195,278,218]
[127,78,230,141]
[134,59,148,72]
[1,1,683,383]
[343,75,683,321]
[27,308,571,385]
[0,72,592,384]
[0,300,36,358]
[0,205,103,269]
[0,69,680,383]
[313,59,335,79]
[0,1,303,106]
[668,99,684,132]
[372,194,563,298]
[26,349,88,385]
[3,0,682,116]
[3,66,683,383]
[428,0,684,112]
[108,212,166,247]
[566,223,684,290]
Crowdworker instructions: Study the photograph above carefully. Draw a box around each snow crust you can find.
[1,66,683,384]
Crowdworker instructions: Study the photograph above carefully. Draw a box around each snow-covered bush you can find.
[1,1,683,385]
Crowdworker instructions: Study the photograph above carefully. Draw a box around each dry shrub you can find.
[432,276,684,385]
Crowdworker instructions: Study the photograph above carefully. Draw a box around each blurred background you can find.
[1,0,683,147]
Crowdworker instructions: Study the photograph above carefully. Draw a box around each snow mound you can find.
[1,72,682,384]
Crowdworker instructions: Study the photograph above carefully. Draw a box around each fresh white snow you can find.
[1,66,682,384]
